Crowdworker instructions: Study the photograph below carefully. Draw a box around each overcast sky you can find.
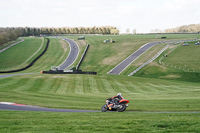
[0,0,200,33]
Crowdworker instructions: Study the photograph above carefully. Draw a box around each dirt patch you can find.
[122,43,131,47]
[160,75,181,79]
[102,50,130,65]
[30,76,43,78]
[60,40,67,52]
[168,44,179,49]
[102,43,134,65]
[77,40,86,46]
[102,56,123,65]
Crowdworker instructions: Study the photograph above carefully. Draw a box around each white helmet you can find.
[117,93,121,96]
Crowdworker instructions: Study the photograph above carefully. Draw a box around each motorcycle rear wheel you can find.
[101,104,108,112]
[117,103,126,112]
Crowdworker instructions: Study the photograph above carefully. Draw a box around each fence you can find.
[76,44,89,70]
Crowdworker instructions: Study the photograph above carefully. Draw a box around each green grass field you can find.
[18,37,70,73]
[0,111,199,133]
[162,41,200,71]
[0,73,200,111]
[0,37,44,71]
[0,34,200,132]
[0,38,21,50]
[135,41,200,82]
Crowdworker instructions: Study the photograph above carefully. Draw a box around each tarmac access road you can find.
[0,39,24,53]
[108,41,161,75]
[58,38,79,70]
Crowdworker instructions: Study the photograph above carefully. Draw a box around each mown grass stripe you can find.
[114,80,131,93]
[14,78,33,91]
[55,76,69,94]
[101,78,115,93]
[26,78,44,92]
[112,79,127,93]
[10,78,30,92]
[0,77,26,91]
[122,81,140,93]
[55,77,64,94]
[48,78,59,93]
[74,75,83,94]
[89,76,100,94]
[107,78,121,93]
[66,75,75,93]
[95,76,106,93]
[147,83,169,92]
[0,77,9,84]
[83,75,90,93]
[53,78,62,93]
[135,82,155,93]
[124,81,146,93]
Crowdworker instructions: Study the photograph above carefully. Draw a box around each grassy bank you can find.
[135,41,200,82]
[0,37,44,71]
[0,111,199,133]
[19,37,70,73]
[65,34,199,74]
[0,73,199,111]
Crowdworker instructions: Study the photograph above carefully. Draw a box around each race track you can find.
[58,38,79,70]
[0,103,98,112]
[108,42,161,75]
[0,103,199,113]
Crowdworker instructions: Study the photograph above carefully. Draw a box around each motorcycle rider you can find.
[111,93,123,105]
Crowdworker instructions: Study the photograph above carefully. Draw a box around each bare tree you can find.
[133,29,136,34]
[126,28,130,34]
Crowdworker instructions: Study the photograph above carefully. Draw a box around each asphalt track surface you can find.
[0,73,35,78]
[1,104,200,113]
[108,41,161,75]
[58,38,79,70]
[0,104,98,112]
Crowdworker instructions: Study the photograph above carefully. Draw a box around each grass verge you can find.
[0,111,199,133]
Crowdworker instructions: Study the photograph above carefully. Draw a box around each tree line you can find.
[165,24,200,33]
[0,26,119,46]
[0,28,22,46]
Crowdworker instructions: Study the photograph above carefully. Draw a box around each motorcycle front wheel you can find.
[101,104,108,112]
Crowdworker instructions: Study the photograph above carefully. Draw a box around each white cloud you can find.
[0,0,200,33]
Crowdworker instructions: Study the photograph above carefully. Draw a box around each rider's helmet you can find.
[117,93,122,97]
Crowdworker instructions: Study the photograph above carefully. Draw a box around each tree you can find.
[126,28,130,34]
[133,29,136,34]
[110,29,119,35]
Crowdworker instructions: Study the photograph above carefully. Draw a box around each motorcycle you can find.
[101,97,129,112]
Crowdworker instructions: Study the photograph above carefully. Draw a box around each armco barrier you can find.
[76,44,89,70]
[0,38,49,73]
[42,70,97,75]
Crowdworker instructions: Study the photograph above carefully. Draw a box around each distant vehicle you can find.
[182,43,189,46]
[78,36,85,40]
[195,42,200,45]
